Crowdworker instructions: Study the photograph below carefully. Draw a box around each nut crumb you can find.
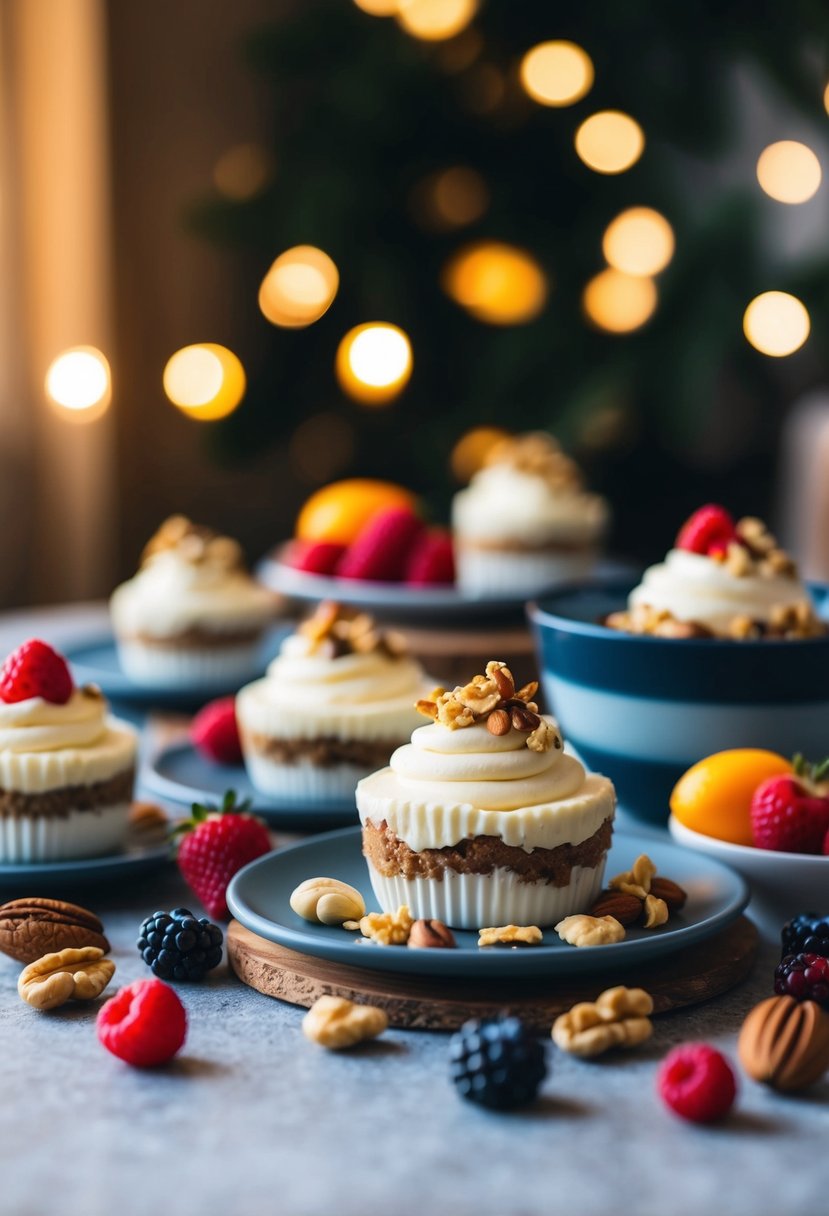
[478,924,543,948]
[555,915,625,947]
[358,905,414,946]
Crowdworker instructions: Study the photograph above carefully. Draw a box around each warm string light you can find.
[575,111,644,174]
[213,143,272,201]
[395,0,477,41]
[335,323,413,405]
[756,141,822,204]
[442,241,548,325]
[45,347,111,422]
[602,208,675,277]
[583,269,657,333]
[259,246,340,329]
[163,344,246,420]
[520,41,594,108]
[411,166,489,231]
[450,426,509,481]
[823,82,829,116]
[352,0,399,15]
[743,292,810,357]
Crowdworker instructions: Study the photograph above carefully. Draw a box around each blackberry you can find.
[781,914,829,960]
[138,907,223,981]
[449,1015,547,1110]
[774,953,829,1009]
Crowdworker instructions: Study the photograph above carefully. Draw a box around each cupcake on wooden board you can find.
[110,516,278,688]
[236,602,431,803]
[451,432,608,597]
[356,660,615,928]
[0,639,137,862]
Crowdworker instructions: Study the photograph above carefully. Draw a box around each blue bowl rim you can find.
[528,578,829,650]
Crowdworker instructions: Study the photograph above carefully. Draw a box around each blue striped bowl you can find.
[529,582,829,825]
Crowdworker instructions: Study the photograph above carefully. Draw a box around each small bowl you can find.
[529,581,829,825]
[668,815,829,925]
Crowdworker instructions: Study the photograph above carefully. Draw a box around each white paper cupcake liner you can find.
[242,752,371,804]
[115,639,261,689]
[0,801,132,863]
[365,860,607,930]
[455,547,596,597]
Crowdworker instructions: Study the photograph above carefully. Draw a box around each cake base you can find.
[227,915,758,1032]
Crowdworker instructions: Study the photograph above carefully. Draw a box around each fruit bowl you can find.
[528,580,829,824]
[668,815,829,922]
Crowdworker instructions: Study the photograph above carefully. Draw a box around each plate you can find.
[226,825,748,978]
[64,626,291,708]
[144,742,359,830]
[0,839,171,893]
[257,549,637,622]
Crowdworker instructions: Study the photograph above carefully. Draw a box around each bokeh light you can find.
[353,0,399,15]
[411,166,489,231]
[824,82,829,116]
[459,63,506,115]
[259,246,339,329]
[163,344,246,420]
[756,141,822,204]
[396,0,477,41]
[45,347,111,422]
[442,241,548,325]
[336,323,413,405]
[520,41,594,108]
[575,111,645,174]
[213,143,272,201]
[450,426,510,481]
[583,269,657,333]
[289,412,356,483]
[602,208,675,277]
[743,291,810,357]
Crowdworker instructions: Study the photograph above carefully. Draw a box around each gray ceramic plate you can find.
[0,839,171,894]
[226,826,748,978]
[144,742,359,831]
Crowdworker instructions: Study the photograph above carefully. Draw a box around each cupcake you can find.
[356,661,615,928]
[237,602,430,803]
[110,516,278,688]
[0,639,137,862]
[452,432,608,597]
[607,505,825,640]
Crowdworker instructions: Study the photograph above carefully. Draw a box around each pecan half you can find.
[0,898,109,964]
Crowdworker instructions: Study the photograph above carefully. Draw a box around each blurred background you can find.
[1,0,828,607]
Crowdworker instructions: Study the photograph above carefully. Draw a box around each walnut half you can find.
[552,986,654,1057]
[555,915,626,947]
[302,995,388,1049]
[18,947,115,1011]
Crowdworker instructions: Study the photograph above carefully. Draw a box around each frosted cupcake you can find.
[0,639,137,862]
[356,661,615,928]
[110,516,278,688]
[237,602,430,803]
[607,505,825,640]
[452,432,608,597]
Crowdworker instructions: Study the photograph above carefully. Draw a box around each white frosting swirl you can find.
[0,690,108,752]
[452,465,608,546]
[629,548,813,631]
[110,549,276,638]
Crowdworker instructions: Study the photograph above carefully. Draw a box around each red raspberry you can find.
[675,505,739,557]
[190,697,243,765]
[97,979,187,1067]
[657,1043,737,1123]
[405,529,455,586]
[0,639,74,705]
[337,507,424,581]
[284,539,346,575]
[774,953,829,1008]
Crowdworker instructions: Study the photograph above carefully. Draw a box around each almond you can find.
[649,876,687,913]
[738,996,829,1091]
[511,706,541,733]
[486,708,511,736]
[491,665,514,700]
[588,890,643,927]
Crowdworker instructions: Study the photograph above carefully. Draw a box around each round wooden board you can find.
[227,916,759,1032]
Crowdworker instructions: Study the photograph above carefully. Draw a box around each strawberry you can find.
[0,639,74,705]
[675,505,740,558]
[751,755,829,854]
[336,507,424,581]
[174,791,272,919]
[405,529,455,586]
[284,539,346,576]
[190,697,243,766]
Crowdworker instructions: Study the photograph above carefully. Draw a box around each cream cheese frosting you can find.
[452,465,608,546]
[356,718,615,852]
[628,548,813,631]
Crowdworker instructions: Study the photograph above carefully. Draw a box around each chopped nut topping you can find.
[141,515,245,571]
[417,660,559,752]
[609,853,656,901]
[358,905,414,946]
[484,432,584,494]
[552,986,654,1056]
[297,601,410,659]
[478,924,543,947]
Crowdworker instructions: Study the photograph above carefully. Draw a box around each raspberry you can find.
[675,505,739,558]
[449,1015,547,1110]
[0,639,73,705]
[781,914,829,960]
[138,908,224,981]
[336,507,424,581]
[284,539,346,576]
[190,697,243,765]
[657,1043,737,1123]
[97,978,187,1067]
[774,954,829,1008]
[405,530,455,586]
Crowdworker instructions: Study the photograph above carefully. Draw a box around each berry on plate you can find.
[97,978,187,1067]
[781,914,829,960]
[138,908,224,981]
[449,1015,547,1110]
[284,539,346,576]
[774,953,829,1008]
[296,479,418,545]
[174,791,271,919]
[190,697,243,766]
[405,529,455,586]
[669,749,792,846]
[0,639,74,705]
[657,1043,737,1123]
[751,755,829,854]
[675,504,739,558]
[337,507,424,582]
